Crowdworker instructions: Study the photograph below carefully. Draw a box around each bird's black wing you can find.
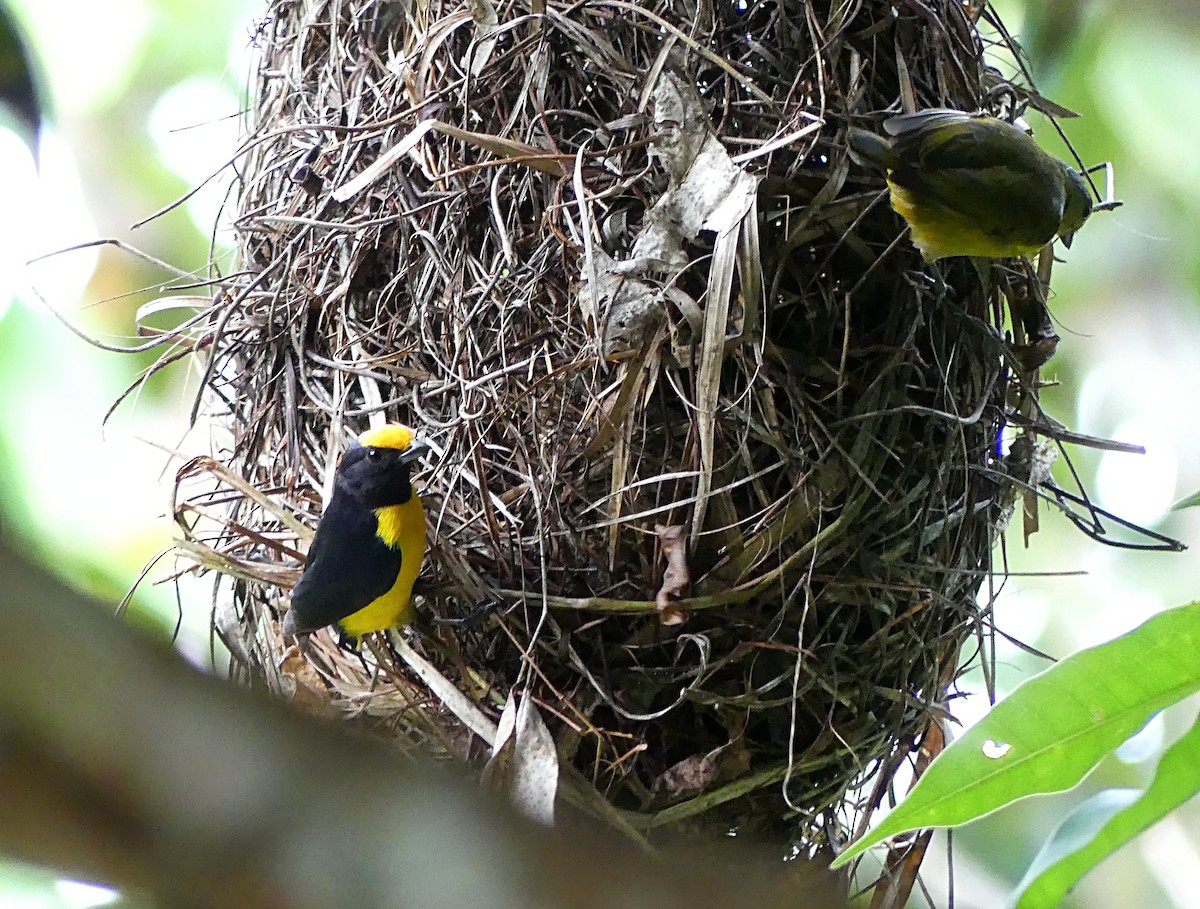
[287,493,403,633]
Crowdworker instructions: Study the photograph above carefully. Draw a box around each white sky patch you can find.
[0,128,97,317]
[991,582,1052,656]
[949,680,1000,738]
[1072,553,1166,649]
[226,11,264,89]
[1075,298,1200,519]
[12,0,153,117]
[54,880,120,909]
[148,77,243,244]
[1115,710,1165,765]
[981,739,1011,759]
[1141,817,1200,909]
[1095,417,1178,526]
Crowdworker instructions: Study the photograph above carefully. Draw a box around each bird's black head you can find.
[336,424,429,507]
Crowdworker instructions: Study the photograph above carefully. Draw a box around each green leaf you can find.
[1171,488,1200,511]
[1011,714,1200,908]
[831,602,1200,869]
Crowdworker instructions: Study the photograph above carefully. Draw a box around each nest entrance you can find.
[180,0,1063,848]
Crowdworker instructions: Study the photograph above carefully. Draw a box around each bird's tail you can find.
[846,128,896,171]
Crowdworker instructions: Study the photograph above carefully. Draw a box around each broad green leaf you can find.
[1171,488,1200,511]
[1011,714,1200,908]
[832,602,1200,869]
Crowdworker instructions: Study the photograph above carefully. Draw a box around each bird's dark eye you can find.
[367,448,381,461]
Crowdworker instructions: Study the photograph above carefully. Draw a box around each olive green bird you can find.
[846,109,1093,261]
[282,424,429,638]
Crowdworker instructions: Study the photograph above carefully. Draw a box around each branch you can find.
[0,542,844,909]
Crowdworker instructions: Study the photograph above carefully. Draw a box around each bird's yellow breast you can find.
[887,180,1046,261]
[338,496,427,636]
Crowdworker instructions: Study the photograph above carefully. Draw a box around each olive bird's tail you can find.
[846,128,896,171]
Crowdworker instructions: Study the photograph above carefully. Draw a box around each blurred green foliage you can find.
[928,9,1200,907]
[1,0,1198,906]
[0,0,254,627]
[0,1,256,903]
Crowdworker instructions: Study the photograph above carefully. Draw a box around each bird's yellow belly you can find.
[339,498,426,636]
[339,571,416,636]
[888,181,1044,260]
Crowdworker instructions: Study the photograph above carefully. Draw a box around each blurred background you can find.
[0,0,1197,906]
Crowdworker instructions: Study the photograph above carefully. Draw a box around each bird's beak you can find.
[397,440,431,467]
[1060,231,1076,249]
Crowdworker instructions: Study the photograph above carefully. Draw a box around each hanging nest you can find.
[173,0,1077,849]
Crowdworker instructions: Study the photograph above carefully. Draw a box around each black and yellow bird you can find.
[846,109,1093,261]
[282,424,429,638]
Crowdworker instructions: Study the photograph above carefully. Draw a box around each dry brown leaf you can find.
[278,646,337,719]
[655,523,689,625]
[655,747,723,798]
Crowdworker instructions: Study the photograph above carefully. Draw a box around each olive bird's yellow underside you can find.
[888,181,1045,261]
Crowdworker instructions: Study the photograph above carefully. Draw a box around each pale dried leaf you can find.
[626,71,759,271]
[484,693,559,825]
[482,691,518,788]
[467,0,499,77]
[655,524,689,625]
[576,249,665,357]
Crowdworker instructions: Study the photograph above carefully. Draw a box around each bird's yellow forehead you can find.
[358,424,417,450]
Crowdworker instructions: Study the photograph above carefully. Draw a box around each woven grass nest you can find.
[177,0,1076,849]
